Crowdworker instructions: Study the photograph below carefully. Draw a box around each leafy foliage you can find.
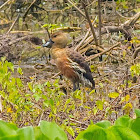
[0,110,140,140]
[0,120,67,140]
[0,0,139,139]
[130,63,140,77]
[76,112,140,140]
[0,58,139,139]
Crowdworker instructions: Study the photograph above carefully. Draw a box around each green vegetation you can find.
[0,55,139,139]
[0,109,140,140]
[0,0,140,139]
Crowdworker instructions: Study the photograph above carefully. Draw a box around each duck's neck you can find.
[50,47,65,59]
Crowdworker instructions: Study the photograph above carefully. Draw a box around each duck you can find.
[43,31,95,91]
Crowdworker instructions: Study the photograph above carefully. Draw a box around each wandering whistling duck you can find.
[43,31,95,91]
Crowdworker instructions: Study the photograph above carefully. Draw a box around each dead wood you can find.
[82,0,98,46]
[79,10,139,48]
[133,45,140,59]
[7,14,20,34]
[0,33,43,61]
[86,42,121,61]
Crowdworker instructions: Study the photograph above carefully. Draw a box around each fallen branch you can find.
[79,12,140,52]
[133,45,140,59]
[80,45,122,61]
[123,11,140,27]
[101,26,131,40]
[86,42,121,61]
[8,35,31,46]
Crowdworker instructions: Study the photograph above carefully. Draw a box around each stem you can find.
[81,0,98,46]
[98,0,102,61]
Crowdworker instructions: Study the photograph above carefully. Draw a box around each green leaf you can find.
[17,126,34,140]
[44,81,51,87]
[135,109,140,118]
[7,62,14,72]
[40,121,68,140]
[0,120,18,139]
[16,78,23,87]
[76,124,116,140]
[90,65,95,72]
[130,118,140,136]
[17,67,23,75]
[66,126,75,137]
[49,99,54,106]
[33,93,41,101]
[93,107,98,115]
[130,64,140,77]
[43,100,49,107]
[42,24,49,28]
[96,100,104,110]
[0,135,19,140]
[34,126,48,140]
[108,92,119,98]
[28,82,33,91]
[89,89,95,95]
[109,126,140,140]
[96,120,111,129]
[115,115,132,127]
[1,57,6,62]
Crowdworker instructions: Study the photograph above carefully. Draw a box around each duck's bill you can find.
[42,39,54,48]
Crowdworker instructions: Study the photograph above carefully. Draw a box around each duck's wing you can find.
[66,48,95,89]
[66,48,90,72]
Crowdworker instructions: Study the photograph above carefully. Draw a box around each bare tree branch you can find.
[67,0,86,18]
[81,0,98,46]
[7,14,20,34]
[0,0,14,9]
[86,42,121,61]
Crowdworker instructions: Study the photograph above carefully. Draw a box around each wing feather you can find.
[66,48,95,89]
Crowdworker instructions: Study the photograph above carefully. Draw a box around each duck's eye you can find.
[53,35,57,38]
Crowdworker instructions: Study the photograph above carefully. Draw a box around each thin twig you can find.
[51,72,61,79]
[0,0,14,9]
[7,14,20,34]
[11,30,46,34]
[86,42,121,61]
[67,0,86,18]
[81,0,98,46]
[125,65,129,92]
[98,0,102,61]
[133,46,140,59]
[69,118,88,127]
[74,16,97,51]
[123,11,140,26]
[80,44,122,61]
[23,0,36,21]
[79,11,139,52]
[98,0,102,47]
[8,35,31,46]
[124,84,140,92]
[74,28,90,51]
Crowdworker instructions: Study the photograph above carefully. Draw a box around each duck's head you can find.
[43,31,68,48]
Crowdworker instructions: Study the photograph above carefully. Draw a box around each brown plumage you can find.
[43,31,95,91]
